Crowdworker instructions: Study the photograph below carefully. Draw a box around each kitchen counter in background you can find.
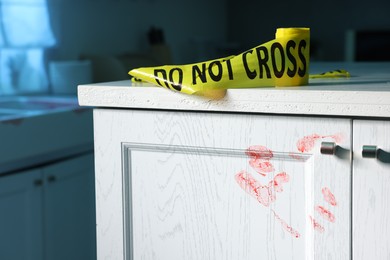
[0,96,93,174]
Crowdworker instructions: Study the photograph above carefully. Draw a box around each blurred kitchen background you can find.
[1,0,390,95]
[0,0,389,259]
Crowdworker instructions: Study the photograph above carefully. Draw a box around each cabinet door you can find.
[353,120,390,260]
[94,109,352,260]
[0,169,43,260]
[43,153,96,260]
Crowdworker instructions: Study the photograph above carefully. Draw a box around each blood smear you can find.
[246,145,275,176]
[272,209,301,238]
[315,205,336,223]
[234,170,260,200]
[296,134,322,152]
[256,185,275,207]
[234,170,272,206]
[322,187,337,206]
[269,172,290,193]
[246,145,273,159]
[288,152,306,161]
[296,133,345,153]
[249,159,274,176]
[235,171,290,207]
[309,215,325,233]
[235,150,298,238]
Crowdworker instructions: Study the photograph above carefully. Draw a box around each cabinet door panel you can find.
[94,109,352,260]
[0,169,43,260]
[353,120,390,260]
[124,144,308,259]
[43,153,96,260]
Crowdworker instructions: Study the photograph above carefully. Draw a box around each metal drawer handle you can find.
[34,179,43,187]
[47,175,56,183]
[362,145,378,158]
[320,142,337,155]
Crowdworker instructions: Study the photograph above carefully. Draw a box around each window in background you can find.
[0,0,56,95]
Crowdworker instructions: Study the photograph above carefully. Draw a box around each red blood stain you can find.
[235,171,274,207]
[296,134,322,152]
[269,172,289,193]
[246,145,273,159]
[296,133,345,153]
[248,160,274,176]
[235,170,261,200]
[315,205,335,223]
[272,209,301,238]
[288,152,306,161]
[309,215,325,233]
[236,146,299,238]
[256,185,275,207]
[322,187,337,206]
[246,145,274,176]
[235,171,290,207]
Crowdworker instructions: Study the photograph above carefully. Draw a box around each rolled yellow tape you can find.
[129,28,310,97]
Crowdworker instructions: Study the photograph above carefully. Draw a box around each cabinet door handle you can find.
[320,142,337,155]
[47,175,56,183]
[362,145,378,158]
[34,179,43,186]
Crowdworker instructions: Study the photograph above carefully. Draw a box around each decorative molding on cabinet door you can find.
[122,144,134,260]
[121,142,316,260]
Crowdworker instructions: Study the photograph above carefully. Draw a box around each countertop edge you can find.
[78,84,390,118]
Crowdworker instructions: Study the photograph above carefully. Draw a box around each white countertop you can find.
[78,62,390,118]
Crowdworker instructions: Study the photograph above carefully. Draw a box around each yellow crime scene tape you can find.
[309,69,351,79]
[129,28,310,98]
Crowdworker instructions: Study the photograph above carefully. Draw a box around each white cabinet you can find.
[0,153,96,260]
[94,109,352,259]
[353,120,390,260]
